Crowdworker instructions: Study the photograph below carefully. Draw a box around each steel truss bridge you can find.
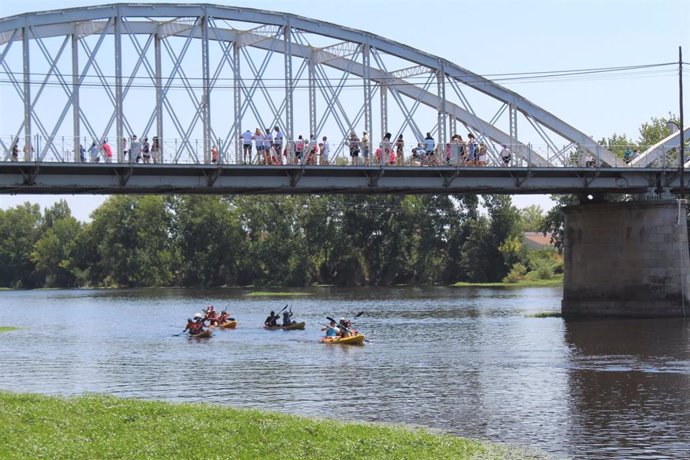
[0,3,687,195]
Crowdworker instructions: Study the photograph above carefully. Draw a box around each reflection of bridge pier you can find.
[562,200,689,318]
[562,318,690,456]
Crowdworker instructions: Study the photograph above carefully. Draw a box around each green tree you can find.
[638,113,679,148]
[442,194,480,283]
[519,204,545,232]
[598,133,636,161]
[484,195,523,281]
[0,203,41,287]
[172,195,244,286]
[31,201,82,287]
[84,195,177,287]
[232,196,309,286]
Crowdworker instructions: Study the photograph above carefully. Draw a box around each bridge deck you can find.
[0,163,680,195]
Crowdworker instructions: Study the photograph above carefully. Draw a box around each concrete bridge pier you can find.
[562,199,689,318]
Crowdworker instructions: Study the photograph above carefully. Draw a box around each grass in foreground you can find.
[0,326,18,333]
[0,393,527,460]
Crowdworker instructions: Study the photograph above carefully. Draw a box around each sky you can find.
[1,0,689,221]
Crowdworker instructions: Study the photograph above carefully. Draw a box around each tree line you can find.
[0,194,558,289]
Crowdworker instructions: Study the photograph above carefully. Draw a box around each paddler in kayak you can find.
[264,311,279,327]
[185,313,207,335]
[204,306,219,326]
[282,308,295,327]
[322,320,339,338]
[338,318,354,338]
[183,318,196,334]
[218,310,231,324]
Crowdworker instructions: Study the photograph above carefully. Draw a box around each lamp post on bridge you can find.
[668,46,685,197]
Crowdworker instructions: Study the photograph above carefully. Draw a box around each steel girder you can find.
[0,3,616,167]
[0,163,677,196]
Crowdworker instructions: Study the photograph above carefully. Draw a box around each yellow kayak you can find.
[189,329,212,338]
[264,322,305,331]
[219,320,237,329]
[320,333,365,345]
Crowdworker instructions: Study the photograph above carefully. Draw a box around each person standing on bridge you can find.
[361,130,370,165]
[10,138,19,161]
[477,143,487,167]
[395,134,404,166]
[241,129,253,164]
[142,137,151,163]
[88,141,99,162]
[273,126,284,165]
[467,133,478,166]
[254,128,266,165]
[500,144,512,166]
[449,135,462,166]
[349,131,360,165]
[120,137,128,163]
[320,136,330,165]
[380,132,393,165]
[295,135,305,164]
[264,128,274,165]
[129,135,141,163]
[102,140,112,163]
[424,132,435,165]
[151,136,161,164]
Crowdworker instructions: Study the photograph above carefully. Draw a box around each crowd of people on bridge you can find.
[4,128,517,167]
[234,126,513,167]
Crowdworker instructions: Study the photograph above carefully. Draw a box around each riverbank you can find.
[0,393,531,459]
[452,277,562,288]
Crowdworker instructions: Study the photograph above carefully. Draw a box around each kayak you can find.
[320,333,365,345]
[219,320,237,329]
[264,322,305,331]
[189,329,212,338]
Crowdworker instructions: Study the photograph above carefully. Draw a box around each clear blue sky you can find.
[1,0,688,220]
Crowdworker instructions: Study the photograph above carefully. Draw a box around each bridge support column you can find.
[562,200,689,318]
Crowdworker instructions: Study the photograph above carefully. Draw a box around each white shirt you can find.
[242,131,253,144]
[274,130,284,145]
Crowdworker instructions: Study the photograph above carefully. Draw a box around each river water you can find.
[0,287,688,459]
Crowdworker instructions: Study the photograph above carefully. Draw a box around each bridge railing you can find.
[0,134,681,169]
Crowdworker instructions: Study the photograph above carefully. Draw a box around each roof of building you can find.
[523,232,553,250]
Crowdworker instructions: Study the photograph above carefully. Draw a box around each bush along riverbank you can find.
[0,393,536,459]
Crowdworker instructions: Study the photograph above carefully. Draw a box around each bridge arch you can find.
[0,3,617,166]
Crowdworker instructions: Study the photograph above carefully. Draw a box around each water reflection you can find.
[564,319,690,458]
[0,287,688,458]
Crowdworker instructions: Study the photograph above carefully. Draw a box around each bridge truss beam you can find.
[0,4,620,169]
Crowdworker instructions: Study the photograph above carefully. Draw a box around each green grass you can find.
[525,312,563,318]
[245,291,312,297]
[0,393,532,459]
[452,277,563,288]
[0,326,18,333]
